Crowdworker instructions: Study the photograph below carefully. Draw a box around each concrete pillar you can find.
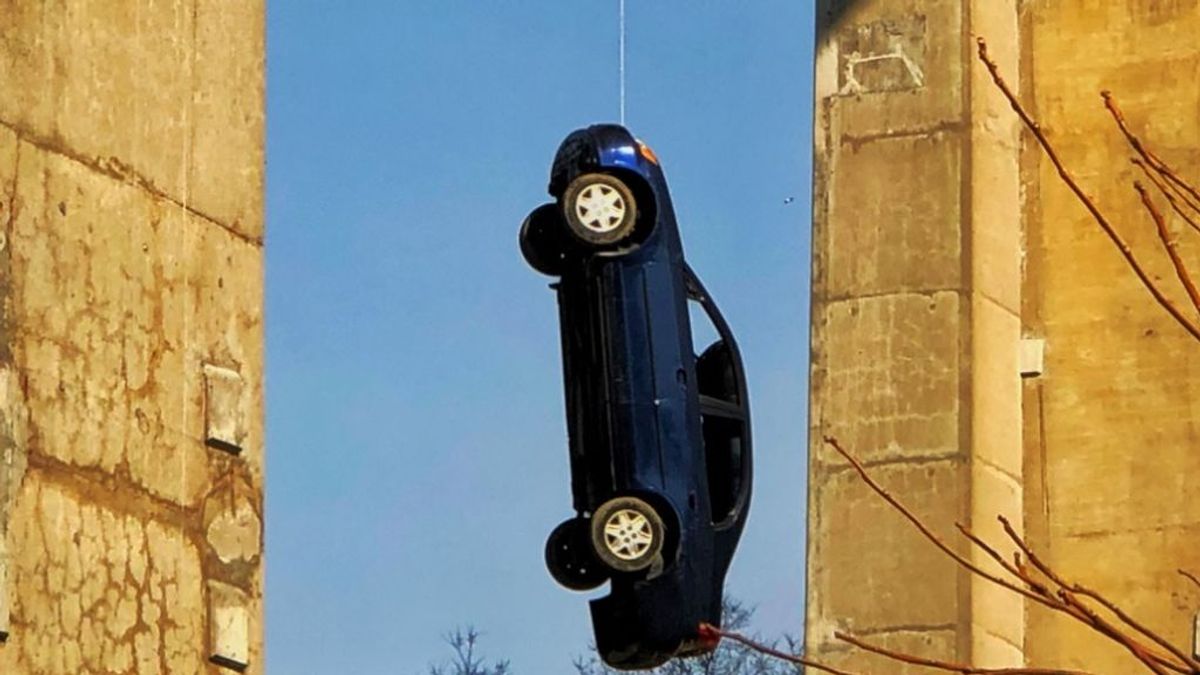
[805,1,1024,669]
[0,3,264,672]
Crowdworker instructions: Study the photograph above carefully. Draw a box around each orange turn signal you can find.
[637,141,659,165]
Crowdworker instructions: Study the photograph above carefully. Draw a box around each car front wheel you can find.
[590,496,665,573]
[561,173,638,247]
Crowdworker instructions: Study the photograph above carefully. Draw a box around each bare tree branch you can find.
[822,436,1055,608]
[1103,92,1200,215]
[1179,570,1200,593]
[1132,182,1200,315]
[956,522,1033,585]
[1135,159,1200,236]
[822,435,1196,674]
[975,37,1200,343]
[696,623,857,675]
[834,631,1094,675]
[999,516,1192,675]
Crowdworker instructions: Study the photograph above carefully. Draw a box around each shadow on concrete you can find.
[817,0,865,39]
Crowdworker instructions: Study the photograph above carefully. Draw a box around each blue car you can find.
[520,125,753,669]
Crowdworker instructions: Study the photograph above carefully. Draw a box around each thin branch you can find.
[998,517,1193,674]
[1057,589,1173,675]
[956,522,1027,581]
[975,38,1200,343]
[1161,174,1200,221]
[1073,580,1200,674]
[834,631,1094,675]
[824,433,1196,675]
[1135,182,1200,315]
[1103,92,1200,214]
[1180,570,1200,592]
[697,623,860,675]
[1136,160,1200,236]
[956,522,1063,602]
[823,437,1140,657]
[822,437,1059,609]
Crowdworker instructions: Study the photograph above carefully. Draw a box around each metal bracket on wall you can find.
[1020,338,1046,378]
[204,363,246,455]
[209,580,250,671]
[0,548,8,642]
[1193,611,1199,660]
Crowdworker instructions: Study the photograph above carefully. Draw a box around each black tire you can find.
[590,496,665,573]
[545,518,608,591]
[561,173,638,247]
[519,203,568,276]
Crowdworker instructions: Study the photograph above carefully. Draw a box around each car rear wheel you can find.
[519,203,568,276]
[562,173,638,247]
[590,496,665,573]
[545,518,608,591]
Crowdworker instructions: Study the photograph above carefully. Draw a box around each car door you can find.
[683,267,752,543]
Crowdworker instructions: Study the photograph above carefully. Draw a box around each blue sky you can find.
[266,3,815,672]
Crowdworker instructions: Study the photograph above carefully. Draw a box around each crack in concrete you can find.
[839,120,966,152]
[0,118,261,248]
[821,287,966,305]
[818,451,963,475]
[854,623,958,637]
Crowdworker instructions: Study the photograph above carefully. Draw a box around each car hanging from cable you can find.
[519,124,753,670]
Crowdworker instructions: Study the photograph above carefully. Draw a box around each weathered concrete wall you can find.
[1020,1,1200,670]
[0,2,264,673]
[808,1,1199,672]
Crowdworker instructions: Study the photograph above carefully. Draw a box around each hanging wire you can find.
[619,0,626,126]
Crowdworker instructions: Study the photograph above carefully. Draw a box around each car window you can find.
[703,415,743,525]
[684,270,750,526]
[697,341,739,404]
[687,297,720,361]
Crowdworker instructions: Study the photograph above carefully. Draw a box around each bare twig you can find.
[1103,92,1200,214]
[1136,159,1200,236]
[1135,182,1200,315]
[825,432,1080,612]
[822,434,1197,674]
[822,436,1056,609]
[956,522,1028,582]
[1074,579,1200,674]
[824,440,1179,671]
[975,38,1200,343]
[697,623,860,675]
[1059,590,1175,675]
[997,517,1192,674]
[1180,570,1200,593]
[834,631,1093,675]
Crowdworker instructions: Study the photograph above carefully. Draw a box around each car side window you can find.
[702,416,743,526]
[687,298,720,363]
[687,294,747,526]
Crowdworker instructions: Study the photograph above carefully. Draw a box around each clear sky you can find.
[266,3,815,672]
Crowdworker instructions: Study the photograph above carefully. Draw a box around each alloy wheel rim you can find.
[602,508,654,561]
[574,183,627,233]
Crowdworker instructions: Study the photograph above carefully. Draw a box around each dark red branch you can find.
[1103,92,1200,215]
[998,517,1191,674]
[975,38,1200,343]
[697,623,859,675]
[1179,570,1200,593]
[1136,159,1200,236]
[823,436,1054,608]
[1135,182,1200,317]
[835,631,1094,675]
